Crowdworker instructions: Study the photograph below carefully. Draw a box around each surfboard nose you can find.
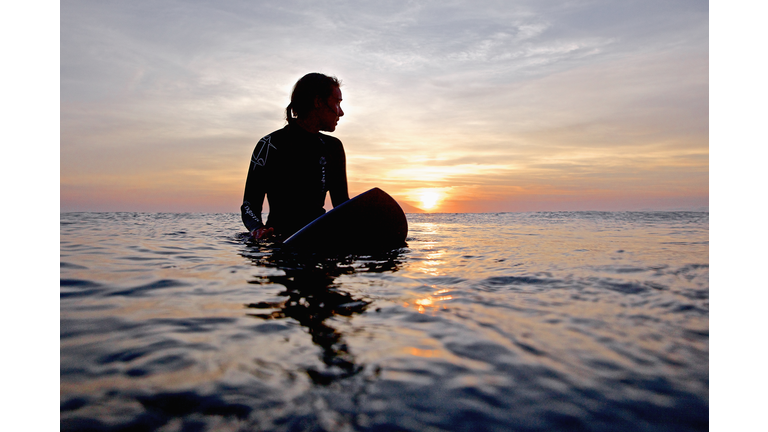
[283,187,408,253]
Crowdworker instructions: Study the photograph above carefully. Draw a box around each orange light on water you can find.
[404,289,454,314]
[408,347,441,358]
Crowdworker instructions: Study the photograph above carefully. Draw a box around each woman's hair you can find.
[286,73,341,124]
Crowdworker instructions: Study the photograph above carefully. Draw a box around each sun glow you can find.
[420,190,440,210]
[406,187,452,212]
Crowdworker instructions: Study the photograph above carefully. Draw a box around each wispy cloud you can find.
[61,0,708,212]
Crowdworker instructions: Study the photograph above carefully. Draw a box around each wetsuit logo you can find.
[241,200,262,224]
[319,156,327,193]
[252,136,276,168]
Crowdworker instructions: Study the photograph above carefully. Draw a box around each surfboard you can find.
[282,187,408,253]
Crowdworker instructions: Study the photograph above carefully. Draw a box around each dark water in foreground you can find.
[61,212,708,431]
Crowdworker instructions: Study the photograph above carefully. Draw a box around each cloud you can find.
[61,0,708,212]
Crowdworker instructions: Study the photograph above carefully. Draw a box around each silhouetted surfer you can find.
[241,73,350,239]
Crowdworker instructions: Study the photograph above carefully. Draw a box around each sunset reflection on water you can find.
[61,212,708,431]
[404,288,453,314]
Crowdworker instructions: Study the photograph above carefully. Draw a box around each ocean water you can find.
[60,212,708,431]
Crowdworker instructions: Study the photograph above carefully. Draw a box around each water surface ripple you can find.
[61,212,708,431]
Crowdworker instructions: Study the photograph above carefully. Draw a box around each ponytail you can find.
[286,103,295,125]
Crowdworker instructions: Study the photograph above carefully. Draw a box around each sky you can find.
[60,0,709,213]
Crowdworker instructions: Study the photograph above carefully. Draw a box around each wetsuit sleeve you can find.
[330,140,350,207]
[240,138,269,232]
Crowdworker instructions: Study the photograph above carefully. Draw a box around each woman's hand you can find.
[251,227,275,240]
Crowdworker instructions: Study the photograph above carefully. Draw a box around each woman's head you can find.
[286,73,342,124]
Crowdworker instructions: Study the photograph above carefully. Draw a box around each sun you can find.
[405,187,451,212]
[420,190,440,211]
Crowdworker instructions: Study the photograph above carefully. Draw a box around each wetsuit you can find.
[241,123,349,238]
